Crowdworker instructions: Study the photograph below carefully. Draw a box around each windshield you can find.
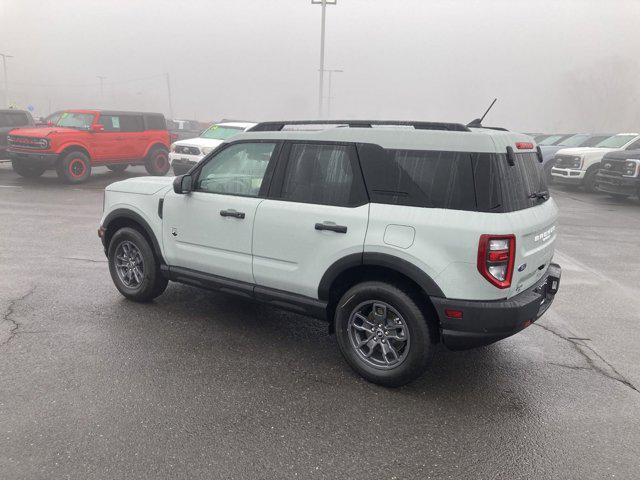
[538,135,563,146]
[559,134,589,147]
[201,125,243,140]
[580,135,612,147]
[56,112,94,129]
[595,134,638,148]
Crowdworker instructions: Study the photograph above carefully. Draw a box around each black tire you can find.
[11,160,46,178]
[56,151,91,184]
[107,164,128,173]
[582,167,599,193]
[107,227,168,302]
[144,147,170,176]
[334,281,436,387]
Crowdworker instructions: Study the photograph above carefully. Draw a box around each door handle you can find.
[315,222,347,234]
[220,209,245,219]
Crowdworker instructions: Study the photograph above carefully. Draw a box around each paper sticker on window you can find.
[111,117,120,128]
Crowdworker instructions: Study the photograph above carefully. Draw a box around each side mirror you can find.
[173,174,193,194]
[90,124,104,132]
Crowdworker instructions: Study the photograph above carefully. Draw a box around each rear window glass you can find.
[359,145,548,213]
[359,146,476,211]
[477,152,548,212]
[145,114,166,130]
[120,115,144,132]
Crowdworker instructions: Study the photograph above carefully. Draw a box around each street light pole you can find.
[324,68,343,118]
[97,76,106,106]
[312,0,336,118]
[0,53,13,108]
[165,72,174,120]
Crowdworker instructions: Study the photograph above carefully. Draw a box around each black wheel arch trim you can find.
[102,208,165,264]
[317,252,445,300]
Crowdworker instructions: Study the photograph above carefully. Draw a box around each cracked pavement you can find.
[1,164,640,479]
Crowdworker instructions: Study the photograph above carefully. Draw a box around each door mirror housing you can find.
[90,124,104,132]
[173,174,193,194]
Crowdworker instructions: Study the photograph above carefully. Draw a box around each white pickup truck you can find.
[551,133,640,192]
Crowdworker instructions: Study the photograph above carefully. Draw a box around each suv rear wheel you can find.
[57,151,91,183]
[12,160,47,178]
[107,227,168,302]
[334,281,435,387]
[144,147,170,176]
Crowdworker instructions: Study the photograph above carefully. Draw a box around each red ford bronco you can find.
[7,110,170,183]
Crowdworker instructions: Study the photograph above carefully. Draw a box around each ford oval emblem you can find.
[518,263,527,272]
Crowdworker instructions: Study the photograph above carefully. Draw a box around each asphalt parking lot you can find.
[1,163,639,479]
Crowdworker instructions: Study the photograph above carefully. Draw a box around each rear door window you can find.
[98,115,121,131]
[279,143,366,207]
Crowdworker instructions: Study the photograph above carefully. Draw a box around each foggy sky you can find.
[1,0,639,132]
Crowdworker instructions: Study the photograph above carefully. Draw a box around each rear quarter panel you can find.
[365,199,558,301]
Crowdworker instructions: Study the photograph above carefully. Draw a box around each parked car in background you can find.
[99,119,561,386]
[0,109,35,159]
[540,133,613,180]
[551,133,640,192]
[7,110,170,183]
[537,134,575,146]
[595,149,640,199]
[170,121,256,175]
[167,119,204,141]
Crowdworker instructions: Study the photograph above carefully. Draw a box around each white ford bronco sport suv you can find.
[99,120,561,387]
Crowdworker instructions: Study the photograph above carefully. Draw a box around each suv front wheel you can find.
[335,281,436,387]
[57,151,91,183]
[108,227,168,302]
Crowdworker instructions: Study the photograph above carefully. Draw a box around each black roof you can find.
[248,120,470,132]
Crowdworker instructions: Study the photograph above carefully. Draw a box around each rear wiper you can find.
[529,190,549,200]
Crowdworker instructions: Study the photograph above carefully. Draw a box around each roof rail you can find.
[247,120,471,132]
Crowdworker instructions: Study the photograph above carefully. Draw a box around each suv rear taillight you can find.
[477,234,516,289]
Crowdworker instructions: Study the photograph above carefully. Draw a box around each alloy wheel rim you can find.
[114,240,145,288]
[155,152,167,169]
[69,158,86,178]
[347,300,410,369]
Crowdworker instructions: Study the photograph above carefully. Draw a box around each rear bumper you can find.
[432,263,561,350]
[595,172,639,196]
[551,168,584,184]
[7,148,58,166]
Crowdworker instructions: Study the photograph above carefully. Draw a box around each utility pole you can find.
[324,68,343,118]
[0,53,13,108]
[312,0,336,118]
[97,76,106,106]
[165,72,174,120]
